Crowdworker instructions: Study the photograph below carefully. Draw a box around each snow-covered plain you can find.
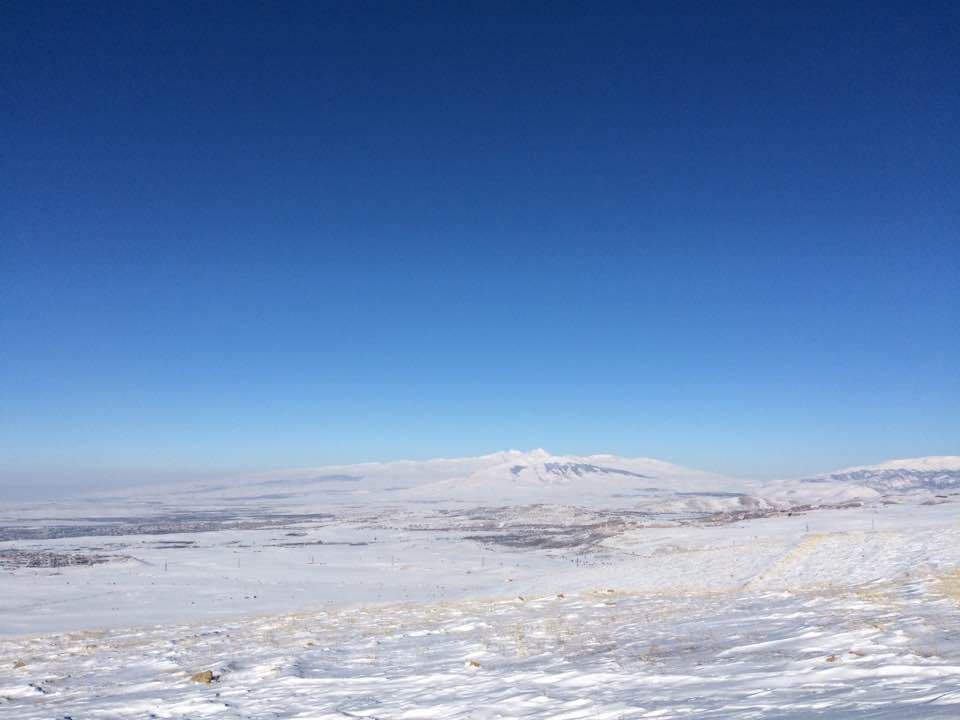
[2,451,960,718]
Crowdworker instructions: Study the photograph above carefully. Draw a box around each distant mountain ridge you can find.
[397,449,760,512]
[800,456,960,493]
[64,450,960,515]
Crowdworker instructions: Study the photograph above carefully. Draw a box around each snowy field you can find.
[2,451,960,718]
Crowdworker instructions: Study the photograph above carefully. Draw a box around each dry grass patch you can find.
[938,571,960,603]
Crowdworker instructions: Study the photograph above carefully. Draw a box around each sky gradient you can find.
[2,1,958,494]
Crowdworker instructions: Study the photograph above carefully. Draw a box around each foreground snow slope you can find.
[3,502,960,717]
[4,574,960,719]
[2,452,960,717]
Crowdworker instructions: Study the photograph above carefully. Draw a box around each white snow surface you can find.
[3,451,960,718]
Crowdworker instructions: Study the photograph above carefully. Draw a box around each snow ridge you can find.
[802,456,960,492]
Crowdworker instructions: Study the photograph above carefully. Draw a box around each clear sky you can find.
[2,1,958,494]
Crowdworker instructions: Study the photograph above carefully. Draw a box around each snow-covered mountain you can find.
[29,451,957,520]
[77,448,762,515]
[402,448,763,511]
[798,456,960,494]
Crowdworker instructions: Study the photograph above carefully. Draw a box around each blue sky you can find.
[2,1,958,493]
